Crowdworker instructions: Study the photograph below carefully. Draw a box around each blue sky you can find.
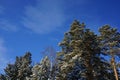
[0,0,120,73]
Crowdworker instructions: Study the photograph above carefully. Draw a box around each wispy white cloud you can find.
[0,6,4,14]
[22,0,66,34]
[0,5,18,32]
[0,38,8,73]
[0,19,18,32]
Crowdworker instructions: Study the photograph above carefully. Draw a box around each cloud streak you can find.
[0,6,18,32]
[0,19,18,32]
[0,38,8,73]
[0,6,4,14]
[22,0,66,34]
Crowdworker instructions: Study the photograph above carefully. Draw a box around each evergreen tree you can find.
[0,74,7,80]
[56,20,113,80]
[41,46,57,80]
[30,56,51,80]
[56,20,85,80]
[99,25,120,80]
[4,63,18,80]
[49,63,57,80]
[1,20,119,80]
[4,52,32,80]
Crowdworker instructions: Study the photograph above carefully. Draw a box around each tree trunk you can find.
[111,56,119,80]
[85,55,93,80]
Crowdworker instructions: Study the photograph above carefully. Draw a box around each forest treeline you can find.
[0,20,120,80]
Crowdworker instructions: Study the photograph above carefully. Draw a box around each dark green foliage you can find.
[99,25,120,80]
[56,20,86,80]
[15,52,32,79]
[56,20,116,80]
[0,20,120,80]
[4,64,18,80]
[4,52,32,80]
[0,74,7,80]
[99,25,120,56]
[30,56,51,80]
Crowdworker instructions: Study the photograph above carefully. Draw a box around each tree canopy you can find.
[0,20,120,80]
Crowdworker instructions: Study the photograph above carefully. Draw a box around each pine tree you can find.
[4,52,32,80]
[56,20,113,80]
[49,63,57,80]
[99,25,120,80]
[56,20,85,80]
[0,74,7,80]
[41,46,57,80]
[30,56,51,80]
[4,63,18,80]
[1,20,119,80]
